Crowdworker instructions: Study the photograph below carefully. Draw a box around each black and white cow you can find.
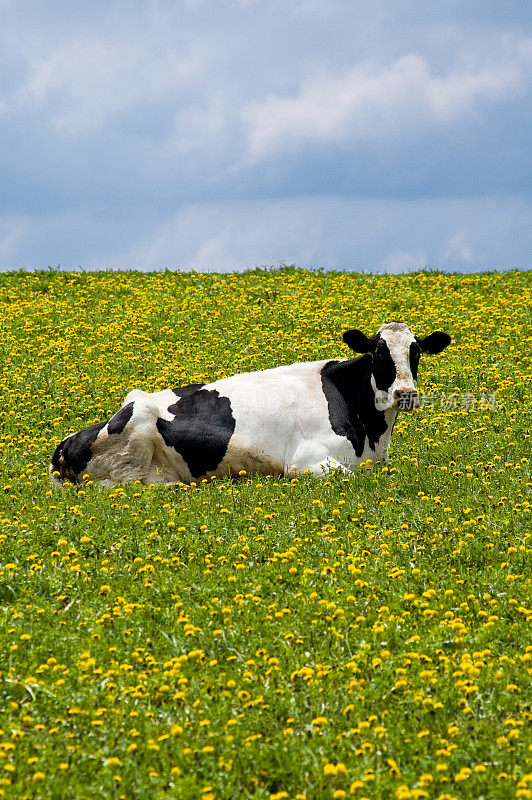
[50,322,450,486]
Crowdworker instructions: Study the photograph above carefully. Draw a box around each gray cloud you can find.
[1,0,532,271]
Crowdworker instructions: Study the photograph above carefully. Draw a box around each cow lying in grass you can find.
[51,322,450,486]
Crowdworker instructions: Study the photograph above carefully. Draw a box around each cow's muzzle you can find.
[374,388,420,411]
[392,388,419,411]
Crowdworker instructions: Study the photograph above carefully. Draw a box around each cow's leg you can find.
[101,433,156,484]
[87,438,179,487]
[60,402,163,486]
[100,399,174,485]
[65,429,155,486]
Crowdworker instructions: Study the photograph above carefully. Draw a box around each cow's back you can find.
[201,359,333,475]
[51,358,345,485]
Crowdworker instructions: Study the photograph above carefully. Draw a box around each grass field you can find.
[0,267,531,800]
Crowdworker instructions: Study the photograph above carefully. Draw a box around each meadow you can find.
[0,267,531,800]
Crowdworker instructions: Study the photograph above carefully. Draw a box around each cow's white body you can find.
[85,360,393,486]
[51,323,451,487]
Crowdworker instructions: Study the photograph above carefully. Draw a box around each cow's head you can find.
[343,321,451,411]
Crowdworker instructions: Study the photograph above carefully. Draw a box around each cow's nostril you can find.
[393,389,419,410]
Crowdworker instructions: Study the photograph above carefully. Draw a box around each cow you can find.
[50,322,450,487]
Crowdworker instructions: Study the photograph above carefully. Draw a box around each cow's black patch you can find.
[157,388,235,478]
[321,355,388,456]
[168,384,205,415]
[172,384,205,397]
[50,442,63,476]
[372,337,396,392]
[108,402,134,435]
[54,420,108,482]
[409,342,422,381]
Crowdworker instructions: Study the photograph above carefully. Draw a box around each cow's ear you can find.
[419,331,451,354]
[343,329,372,352]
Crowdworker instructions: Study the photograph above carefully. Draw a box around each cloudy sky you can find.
[1,0,532,272]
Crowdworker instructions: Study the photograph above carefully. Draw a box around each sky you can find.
[1,0,532,272]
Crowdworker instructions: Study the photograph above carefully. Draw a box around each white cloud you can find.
[443,231,474,264]
[93,195,532,272]
[2,6,531,175]
[12,32,213,135]
[241,46,532,163]
[100,200,320,271]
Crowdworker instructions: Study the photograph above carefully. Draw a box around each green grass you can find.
[0,268,531,800]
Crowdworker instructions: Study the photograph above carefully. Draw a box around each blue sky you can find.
[1,0,532,272]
